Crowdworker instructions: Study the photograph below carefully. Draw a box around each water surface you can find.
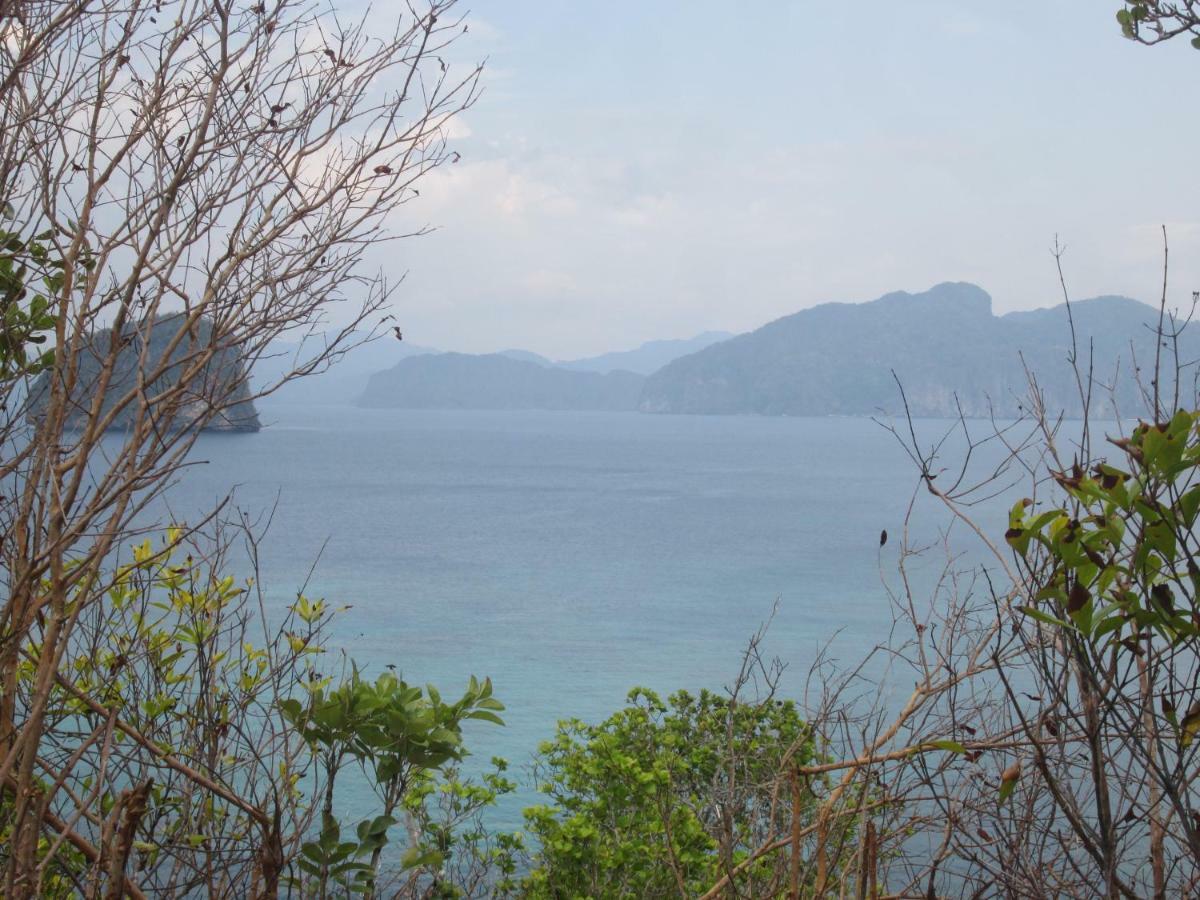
[154,404,999,823]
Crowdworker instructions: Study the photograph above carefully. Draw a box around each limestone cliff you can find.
[28,315,260,433]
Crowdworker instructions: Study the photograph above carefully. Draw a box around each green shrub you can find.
[521,687,814,898]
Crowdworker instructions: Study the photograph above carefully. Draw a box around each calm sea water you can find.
[149,403,1006,827]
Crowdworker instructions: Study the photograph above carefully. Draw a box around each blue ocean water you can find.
[152,404,1001,827]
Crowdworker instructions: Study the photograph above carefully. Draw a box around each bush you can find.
[521,687,815,898]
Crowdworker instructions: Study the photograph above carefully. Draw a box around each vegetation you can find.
[522,688,816,897]
[1118,0,1200,46]
[0,525,521,896]
[0,524,829,896]
[1,0,1198,896]
[1000,408,1200,892]
[0,213,86,379]
[0,0,485,895]
[281,668,506,895]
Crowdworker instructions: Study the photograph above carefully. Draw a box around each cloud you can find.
[460,16,504,43]
[939,15,986,37]
[354,0,1200,360]
[521,268,578,294]
[421,157,577,221]
[439,115,473,140]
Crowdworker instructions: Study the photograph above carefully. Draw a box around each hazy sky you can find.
[365,1,1200,358]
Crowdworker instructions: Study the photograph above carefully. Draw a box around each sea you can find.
[148,402,1024,829]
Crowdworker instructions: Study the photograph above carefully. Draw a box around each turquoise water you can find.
[156,404,990,826]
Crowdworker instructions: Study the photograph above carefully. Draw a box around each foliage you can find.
[1008,409,1200,654]
[0,212,90,379]
[1118,1,1200,48]
[398,759,524,899]
[0,531,509,898]
[781,269,1200,893]
[0,0,480,893]
[521,687,815,898]
[281,668,506,896]
[976,408,1200,890]
[0,530,328,894]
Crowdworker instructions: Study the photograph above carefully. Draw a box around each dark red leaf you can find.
[1067,580,1090,614]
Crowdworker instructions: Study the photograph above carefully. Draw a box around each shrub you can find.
[521,687,815,898]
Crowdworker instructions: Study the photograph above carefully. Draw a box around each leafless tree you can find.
[0,0,479,895]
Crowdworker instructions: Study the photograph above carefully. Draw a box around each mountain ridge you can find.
[357,352,645,411]
[557,331,734,375]
[639,283,1189,418]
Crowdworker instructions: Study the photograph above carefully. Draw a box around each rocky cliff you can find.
[28,315,260,432]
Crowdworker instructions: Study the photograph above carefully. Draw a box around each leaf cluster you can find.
[0,214,86,378]
[1010,412,1200,650]
[282,669,505,895]
[521,687,814,898]
[1117,1,1200,48]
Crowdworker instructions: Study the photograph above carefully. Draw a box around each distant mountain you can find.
[28,314,259,432]
[497,349,554,367]
[639,283,1196,418]
[255,331,732,408]
[252,335,438,405]
[559,331,733,375]
[358,353,645,411]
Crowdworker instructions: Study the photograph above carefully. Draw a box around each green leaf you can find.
[466,710,506,726]
[998,762,1021,805]
[360,814,396,840]
[400,846,444,870]
[1018,606,1071,630]
[998,777,1017,804]
[1181,703,1200,748]
[924,740,966,754]
[300,841,327,864]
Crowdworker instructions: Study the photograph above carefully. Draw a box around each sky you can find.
[361,0,1200,358]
